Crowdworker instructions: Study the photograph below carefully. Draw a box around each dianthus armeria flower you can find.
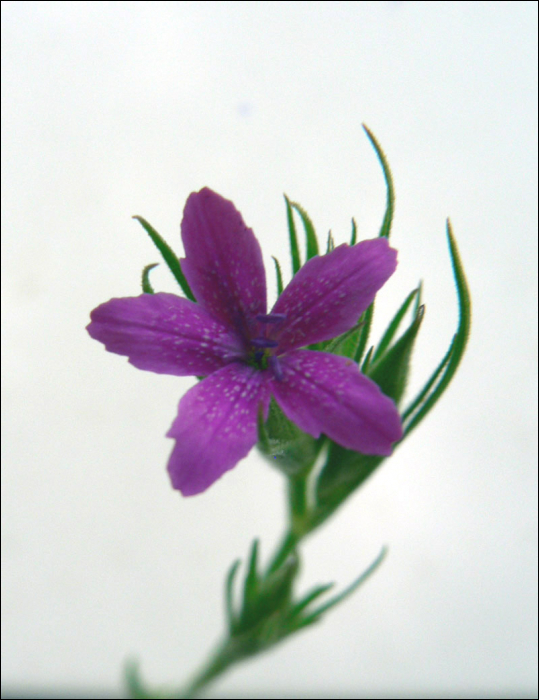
[87,188,402,496]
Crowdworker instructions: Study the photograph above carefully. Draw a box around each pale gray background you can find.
[2,1,537,698]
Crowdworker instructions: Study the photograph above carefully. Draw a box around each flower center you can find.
[247,313,287,379]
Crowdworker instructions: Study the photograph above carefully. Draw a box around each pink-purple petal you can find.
[87,292,245,376]
[271,350,402,455]
[181,188,267,339]
[166,363,271,496]
[273,239,397,351]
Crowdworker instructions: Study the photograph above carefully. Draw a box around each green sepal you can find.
[350,218,357,246]
[372,286,420,363]
[326,230,335,253]
[284,195,301,276]
[290,201,319,260]
[133,215,195,301]
[366,304,425,406]
[257,399,323,476]
[271,255,284,296]
[141,263,159,294]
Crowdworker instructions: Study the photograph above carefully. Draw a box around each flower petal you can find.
[273,239,397,351]
[181,188,267,338]
[87,292,244,376]
[271,350,402,455]
[166,363,271,495]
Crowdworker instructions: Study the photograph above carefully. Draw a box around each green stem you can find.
[175,638,243,699]
[267,530,298,574]
[289,473,307,519]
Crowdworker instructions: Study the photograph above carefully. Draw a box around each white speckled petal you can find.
[181,188,267,339]
[166,363,271,496]
[87,293,245,376]
[272,239,397,351]
[271,350,402,455]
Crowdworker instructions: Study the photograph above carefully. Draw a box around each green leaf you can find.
[350,218,357,246]
[414,279,423,314]
[133,216,195,301]
[402,221,471,436]
[362,124,395,240]
[372,287,420,363]
[242,540,260,616]
[293,547,387,629]
[291,201,319,260]
[272,255,284,296]
[367,305,425,406]
[284,195,301,275]
[225,559,241,633]
[257,552,299,617]
[287,583,334,621]
[141,263,159,294]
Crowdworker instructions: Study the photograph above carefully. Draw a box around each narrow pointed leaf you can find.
[288,583,335,620]
[402,221,471,436]
[414,279,423,315]
[291,201,319,260]
[372,287,420,362]
[350,218,357,246]
[133,216,195,301]
[141,263,159,294]
[361,345,374,372]
[362,124,395,240]
[284,195,301,275]
[257,552,299,616]
[326,230,335,253]
[272,255,284,296]
[402,341,453,423]
[295,547,387,628]
[243,539,260,612]
[225,559,241,633]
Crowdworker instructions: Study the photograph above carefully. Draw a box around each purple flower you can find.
[87,188,402,496]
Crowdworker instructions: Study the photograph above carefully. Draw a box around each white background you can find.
[2,1,537,697]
